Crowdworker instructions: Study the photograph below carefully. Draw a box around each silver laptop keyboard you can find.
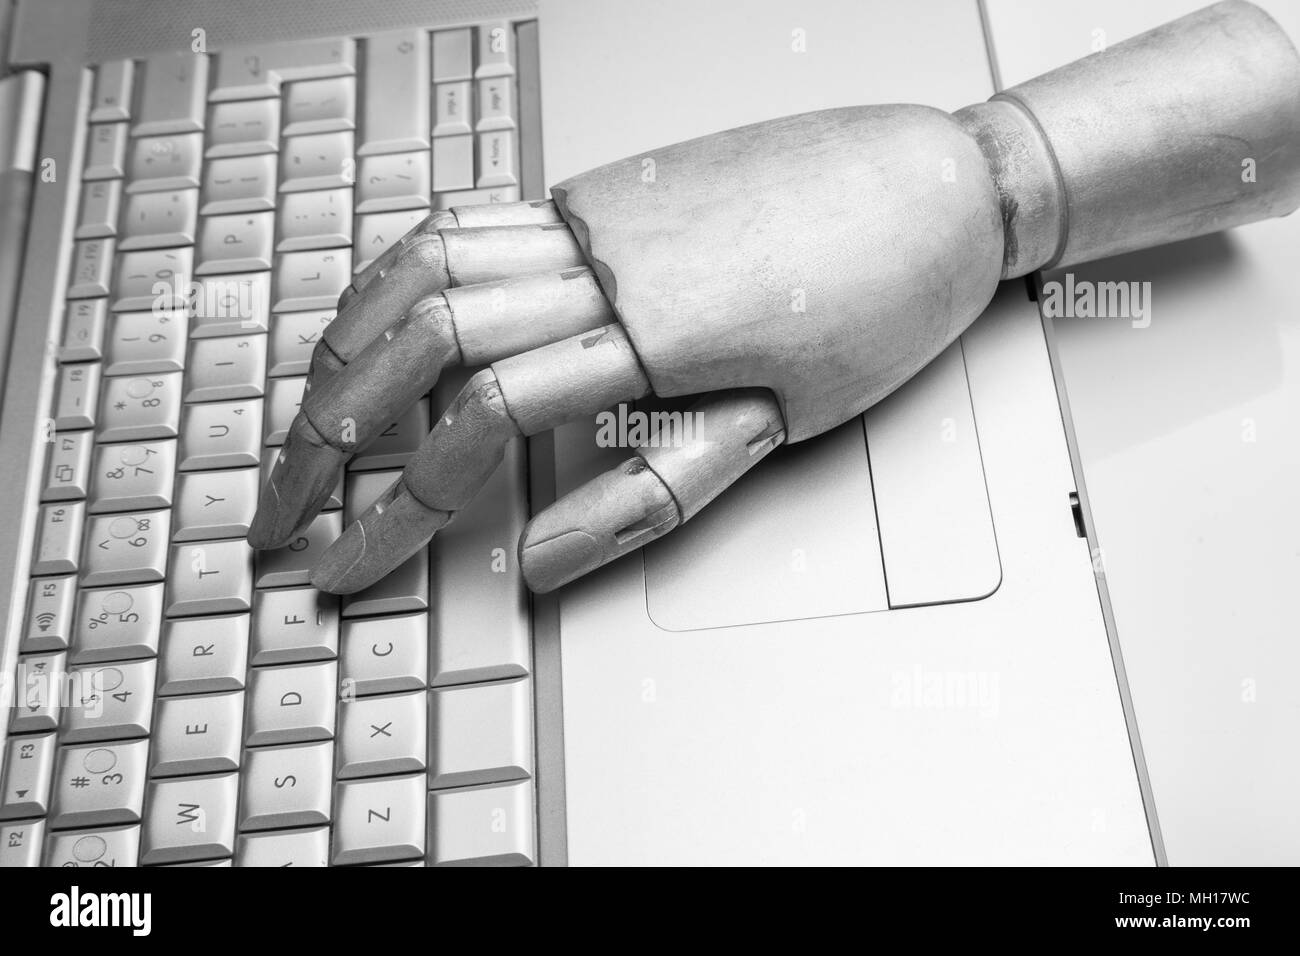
[0,22,538,867]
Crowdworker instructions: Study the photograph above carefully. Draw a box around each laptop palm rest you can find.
[553,338,1002,630]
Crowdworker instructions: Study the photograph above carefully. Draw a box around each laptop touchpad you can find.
[550,341,1001,630]
[645,417,889,630]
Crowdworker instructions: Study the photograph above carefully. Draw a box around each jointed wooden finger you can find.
[313,222,587,390]
[518,388,785,592]
[310,323,651,592]
[248,269,613,549]
[338,199,562,309]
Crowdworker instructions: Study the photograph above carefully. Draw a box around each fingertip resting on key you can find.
[247,415,350,550]
[311,368,520,593]
[311,479,451,593]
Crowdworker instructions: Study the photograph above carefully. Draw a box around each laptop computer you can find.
[0,0,1161,865]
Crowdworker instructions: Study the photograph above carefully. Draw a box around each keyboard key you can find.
[428,780,535,866]
[87,442,172,518]
[84,122,128,180]
[90,440,175,512]
[141,773,238,864]
[212,37,356,101]
[206,99,280,157]
[49,739,148,828]
[432,135,474,193]
[104,309,187,375]
[246,661,338,746]
[178,398,263,470]
[337,691,426,779]
[251,587,338,665]
[71,583,164,663]
[54,363,101,430]
[238,741,332,829]
[113,247,193,311]
[67,238,114,298]
[0,733,56,820]
[61,660,157,743]
[433,82,473,138]
[359,30,429,156]
[128,133,204,192]
[279,131,354,192]
[90,59,134,123]
[165,539,254,616]
[342,549,428,618]
[284,75,356,135]
[262,376,304,444]
[341,472,390,525]
[158,614,249,695]
[432,28,473,82]
[152,849,224,869]
[235,826,329,866]
[173,468,260,541]
[200,154,278,215]
[475,22,515,78]
[476,76,515,131]
[196,211,275,273]
[254,511,341,588]
[354,208,426,271]
[428,677,533,789]
[349,398,429,470]
[134,51,208,136]
[60,299,109,361]
[332,773,425,865]
[277,188,352,251]
[185,335,266,402]
[120,189,199,249]
[0,820,44,867]
[339,613,427,698]
[189,271,271,336]
[272,249,351,311]
[150,692,244,776]
[43,431,93,502]
[9,653,66,734]
[97,373,182,442]
[81,510,170,587]
[75,179,122,239]
[22,576,77,653]
[169,858,232,867]
[267,309,332,376]
[33,503,85,576]
[253,510,340,588]
[476,130,517,187]
[44,824,139,867]
[356,152,429,213]
[429,448,530,684]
